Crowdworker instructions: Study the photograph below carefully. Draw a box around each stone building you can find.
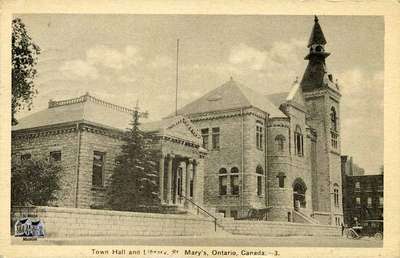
[170,16,343,225]
[12,93,207,210]
[12,16,343,225]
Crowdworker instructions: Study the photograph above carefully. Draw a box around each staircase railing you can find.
[179,195,218,232]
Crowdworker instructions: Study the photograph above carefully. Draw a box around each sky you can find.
[15,14,384,175]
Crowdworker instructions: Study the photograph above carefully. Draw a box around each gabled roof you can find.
[174,78,286,118]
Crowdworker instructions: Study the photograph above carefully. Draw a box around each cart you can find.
[346,220,383,240]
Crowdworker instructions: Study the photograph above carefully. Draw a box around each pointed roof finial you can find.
[134,99,140,111]
[307,15,327,47]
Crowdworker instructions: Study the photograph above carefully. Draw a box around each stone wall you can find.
[11,206,217,238]
[12,127,79,208]
[220,218,340,237]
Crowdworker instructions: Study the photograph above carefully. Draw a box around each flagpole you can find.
[175,39,179,116]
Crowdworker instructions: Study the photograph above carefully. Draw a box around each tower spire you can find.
[300,16,331,92]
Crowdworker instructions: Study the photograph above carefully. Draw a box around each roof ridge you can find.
[48,93,134,114]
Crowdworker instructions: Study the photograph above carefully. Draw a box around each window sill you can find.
[91,186,105,191]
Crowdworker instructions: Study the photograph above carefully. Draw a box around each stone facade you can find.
[11,17,344,226]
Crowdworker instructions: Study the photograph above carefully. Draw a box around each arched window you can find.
[275,135,286,152]
[294,125,304,157]
[330,107,337,131]
[230,167,240,195]
[333,183,340,207]
[219,168,228,195]
[256,165,264,196]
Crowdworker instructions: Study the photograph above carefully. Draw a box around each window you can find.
[218,210,226,217]
[277,172,286,188]
[367,197,372,208]
[256,166,264,196]
[330,107,337,131]
[230,210,238,220]
[92,151,105,187]
[50,151,61,162]
[256,121,264,150]
[189,175,194,198]
[212,127,220,150]
[355,181,360,190]
[201,128,209,149]
[355,197,361,207]
[331,131,338,149]
[219,168,228,195]
[334,186,339,207]
[21,153,31,161]
[275,135,285,152]
[379,196,383,207]
[230,167,240,195]
[294,125,304,156]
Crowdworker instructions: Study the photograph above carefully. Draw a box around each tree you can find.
[12,18,41,125]
[106,108,160,212]
[11,158,62,206]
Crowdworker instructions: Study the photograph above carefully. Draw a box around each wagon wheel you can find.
[374,232,383,240]
[346,229,358,239]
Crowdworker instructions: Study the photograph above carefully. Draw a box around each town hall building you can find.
[12,17,343,225]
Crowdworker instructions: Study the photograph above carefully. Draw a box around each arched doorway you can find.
[293,178,307,210]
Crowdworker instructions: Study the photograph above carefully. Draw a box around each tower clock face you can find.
[315,45,323,52]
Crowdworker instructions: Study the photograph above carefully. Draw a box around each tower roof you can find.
[307,16,327,47]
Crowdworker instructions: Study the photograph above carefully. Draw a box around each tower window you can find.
[256,121,263,150]
[277,172,286,188]
[218,168,228,195]
[333,184,339,207]
[256,165,264,196]
[212,127,220,150]
[330,107,337,131]
[230,167,240,195]
[294,125,304,157]
[275,135,286,152]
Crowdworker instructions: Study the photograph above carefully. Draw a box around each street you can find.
[12,234,383,248]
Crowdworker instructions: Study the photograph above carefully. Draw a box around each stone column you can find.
[166,154,174,204]
[158,154,165,203]
[192,160,197,203]
[185,159,193,205]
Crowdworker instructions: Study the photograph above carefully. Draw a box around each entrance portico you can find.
[141,115,207,210]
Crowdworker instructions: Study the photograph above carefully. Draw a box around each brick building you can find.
[341,157,383,226]
[12,17,343,225]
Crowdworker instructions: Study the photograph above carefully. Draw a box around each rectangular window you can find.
[92,151,105,187]
[367,197,372,208]
[21,153,31,161]
[212,127,220,150]
[201,128,209,150]
[379,196,383,207]
[189,179,194,198]
[219,175,227,195]
[257,176,262,196]
[50,151,61,162]
[355,181,360,189]
[230,210,238,220]
[355,197,361,207]
[230,174,239,195]
[331,131,338,149]
[256,121,263,150]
